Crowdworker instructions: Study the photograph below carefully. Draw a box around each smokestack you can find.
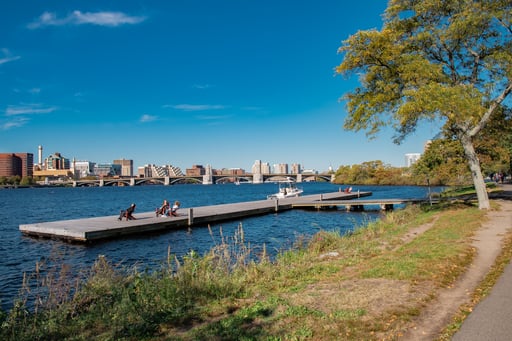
[38,145,43,167]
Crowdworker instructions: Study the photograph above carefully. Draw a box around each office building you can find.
[94,163,121,177]
[186,165,205,176]
[0,153,34,177]
[73,160,95,178]
[45,152,70,170]
[113,159,133,177]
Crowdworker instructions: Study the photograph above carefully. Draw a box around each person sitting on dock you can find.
[118,203,137,221]
[170,201,180,216]
[155,199,169,217]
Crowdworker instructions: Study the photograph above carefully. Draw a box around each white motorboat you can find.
[267,179,303,199]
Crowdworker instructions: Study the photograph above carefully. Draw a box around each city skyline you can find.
[33,145,316,175]
[1,1,437,172]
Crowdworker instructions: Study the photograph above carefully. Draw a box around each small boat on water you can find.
[267,178,303,199]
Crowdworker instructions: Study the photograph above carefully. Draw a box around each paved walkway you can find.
[453,259,512,340]
[452,183,512,340]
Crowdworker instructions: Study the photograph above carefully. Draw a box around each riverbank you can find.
[3,188,511,340]
[0,183,428,313]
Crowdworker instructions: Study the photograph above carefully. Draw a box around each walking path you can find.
[402,184,512,340]
[452,184,512,341]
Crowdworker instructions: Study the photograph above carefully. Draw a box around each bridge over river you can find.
[72,173,335,187]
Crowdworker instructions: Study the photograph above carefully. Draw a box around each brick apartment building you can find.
[0,153,34,177]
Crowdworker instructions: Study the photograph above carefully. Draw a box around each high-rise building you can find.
[290,163,301,174]
[252,160,272,174]
[273,163,288,174]
[405,153,421,167]
[0,153,33,177]
[261,162,271,174]
[252,160,262,174]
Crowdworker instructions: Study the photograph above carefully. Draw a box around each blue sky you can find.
[0,1,438,173]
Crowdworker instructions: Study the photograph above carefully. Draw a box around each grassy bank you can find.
[0,202,500,340]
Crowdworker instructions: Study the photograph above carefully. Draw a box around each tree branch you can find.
[470,82,512,137]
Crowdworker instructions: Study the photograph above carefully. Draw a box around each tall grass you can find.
[0,203,491,340]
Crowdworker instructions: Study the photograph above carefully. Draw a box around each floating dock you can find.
[19,191,392,242]
[292,198,427,211]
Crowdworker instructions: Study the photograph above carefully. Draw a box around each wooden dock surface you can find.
[19,191,372,242]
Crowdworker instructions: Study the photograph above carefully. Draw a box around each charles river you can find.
[0,182,437,312]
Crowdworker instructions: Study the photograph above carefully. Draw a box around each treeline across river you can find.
[334,159,510,187]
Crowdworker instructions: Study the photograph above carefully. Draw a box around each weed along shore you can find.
[2,195,512,340]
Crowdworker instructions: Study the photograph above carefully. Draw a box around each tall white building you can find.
[405,153,421,167]
[73,160,95,178]
[252,160,271,174]
[251,160,262,174]
[273,163,288,174]
[290,163,301,174]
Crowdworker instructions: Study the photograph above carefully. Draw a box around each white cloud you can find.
[140,114,157,122]
[0,48,21,65]
[28,10,147,29]
[5,104,58,116]
[193,84,212,89]
[0,117,29,130]
[166,104,227,111]
[195,114,232,120]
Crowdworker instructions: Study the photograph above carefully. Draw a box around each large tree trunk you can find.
[460,134,490,209]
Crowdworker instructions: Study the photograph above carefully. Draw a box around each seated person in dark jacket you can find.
[118,203,137,221]
[156,199,169,217]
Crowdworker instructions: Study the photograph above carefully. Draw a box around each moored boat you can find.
[267,179,303,199]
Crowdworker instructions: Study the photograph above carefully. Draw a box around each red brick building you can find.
[0,153,34,177]
[186,164,206,176]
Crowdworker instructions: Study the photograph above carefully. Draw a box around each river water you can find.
[0,182,434,311]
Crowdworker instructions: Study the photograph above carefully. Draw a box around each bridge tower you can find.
[203,164,213,185]
[252,173,263,184]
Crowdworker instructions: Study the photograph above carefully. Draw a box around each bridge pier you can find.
[252,173,263,184]
[202,174,213,185]
[99,179,104,187]
[130,178,135,186]
[164,176,170,186]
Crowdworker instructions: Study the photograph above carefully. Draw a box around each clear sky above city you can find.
[0,1,440,172]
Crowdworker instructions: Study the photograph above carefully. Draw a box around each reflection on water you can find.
[0,183,432,310]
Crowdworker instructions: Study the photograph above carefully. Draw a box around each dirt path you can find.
[401,199,512,340]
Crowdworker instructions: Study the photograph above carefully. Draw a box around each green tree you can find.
[8,175,21,185]
[20,176,34,186]
[336,0,512,209]
[412,139,471,185]
[412,106,512,185]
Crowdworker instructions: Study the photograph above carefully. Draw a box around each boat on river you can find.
[267,179,303,199]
